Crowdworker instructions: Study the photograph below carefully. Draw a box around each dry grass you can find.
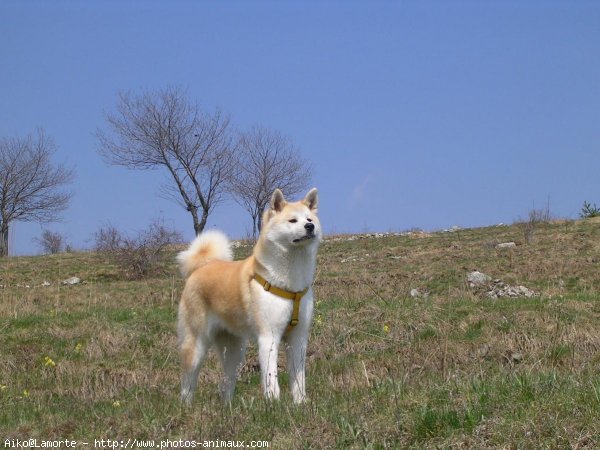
[1,219,600,448]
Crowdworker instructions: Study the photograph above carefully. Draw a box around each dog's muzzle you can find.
[293,231,316,243]
[293,222,316,243]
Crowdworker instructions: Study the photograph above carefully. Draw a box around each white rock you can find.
[410,288,429,299]
[485,280,537,299]
[517,285,536,298]
[62,277,81,285]
[496,242,516,249]
[41,281,51,287]
[341,257,361,263]
[467,271,491,287]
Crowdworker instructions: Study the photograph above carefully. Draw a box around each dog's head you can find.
[261,188,322,249]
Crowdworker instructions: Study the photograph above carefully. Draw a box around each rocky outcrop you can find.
[467,271,537,299]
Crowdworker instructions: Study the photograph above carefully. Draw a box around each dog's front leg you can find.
[286,327,308,404]
[258,334,281,400]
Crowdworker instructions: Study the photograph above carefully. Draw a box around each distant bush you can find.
[580,201,600,219]
[35,230,65,255]
[94,219,182,280]
[518,203,553,245]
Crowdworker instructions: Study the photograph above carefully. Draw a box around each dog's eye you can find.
[307,218,313,222]
[289,219,298,223]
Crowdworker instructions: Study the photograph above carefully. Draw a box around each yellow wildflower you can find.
[74,343,83,353]
[383,324,390,334]
[23,389,30,397]
[44,356,56,367]
[112,400,121,408]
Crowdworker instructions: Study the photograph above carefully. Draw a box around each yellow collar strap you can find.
[253,273,308,331]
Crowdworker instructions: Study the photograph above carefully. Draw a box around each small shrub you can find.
[35,230,65,254]
[94,225,122,252]
[94,219,182,279]
[518,203,552,244]
[580,201,600,219]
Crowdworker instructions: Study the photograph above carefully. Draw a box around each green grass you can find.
[1,219,600,448]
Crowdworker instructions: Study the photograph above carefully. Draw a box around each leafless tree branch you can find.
[96,87,235,235]
[0,129,74,257]
[229,125,312,238]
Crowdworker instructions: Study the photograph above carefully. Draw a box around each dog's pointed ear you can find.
[270,189,287,213]
[302,188,318,211]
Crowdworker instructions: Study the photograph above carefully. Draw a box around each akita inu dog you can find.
[177,188,321,405]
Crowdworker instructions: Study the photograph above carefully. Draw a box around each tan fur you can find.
[177,188,321,405]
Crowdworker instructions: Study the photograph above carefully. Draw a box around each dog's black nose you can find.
[304,222,315,232]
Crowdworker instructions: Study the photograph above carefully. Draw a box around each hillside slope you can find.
[1,219,599,448]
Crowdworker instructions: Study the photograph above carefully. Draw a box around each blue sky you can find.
[1,1,599,255]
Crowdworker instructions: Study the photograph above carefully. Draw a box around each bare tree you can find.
[0,130,74,257]
[35,230,65,254]
[96,87,235,235]
[230,125,313,238]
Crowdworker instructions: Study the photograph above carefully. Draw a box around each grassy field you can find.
[1,219,600,449]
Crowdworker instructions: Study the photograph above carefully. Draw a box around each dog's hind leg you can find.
[214,332,246,403]
[180,331,210,406]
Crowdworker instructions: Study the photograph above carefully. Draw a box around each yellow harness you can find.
[253,273,309,333]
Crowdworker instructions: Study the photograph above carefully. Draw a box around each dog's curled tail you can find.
[176,230,233,277]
